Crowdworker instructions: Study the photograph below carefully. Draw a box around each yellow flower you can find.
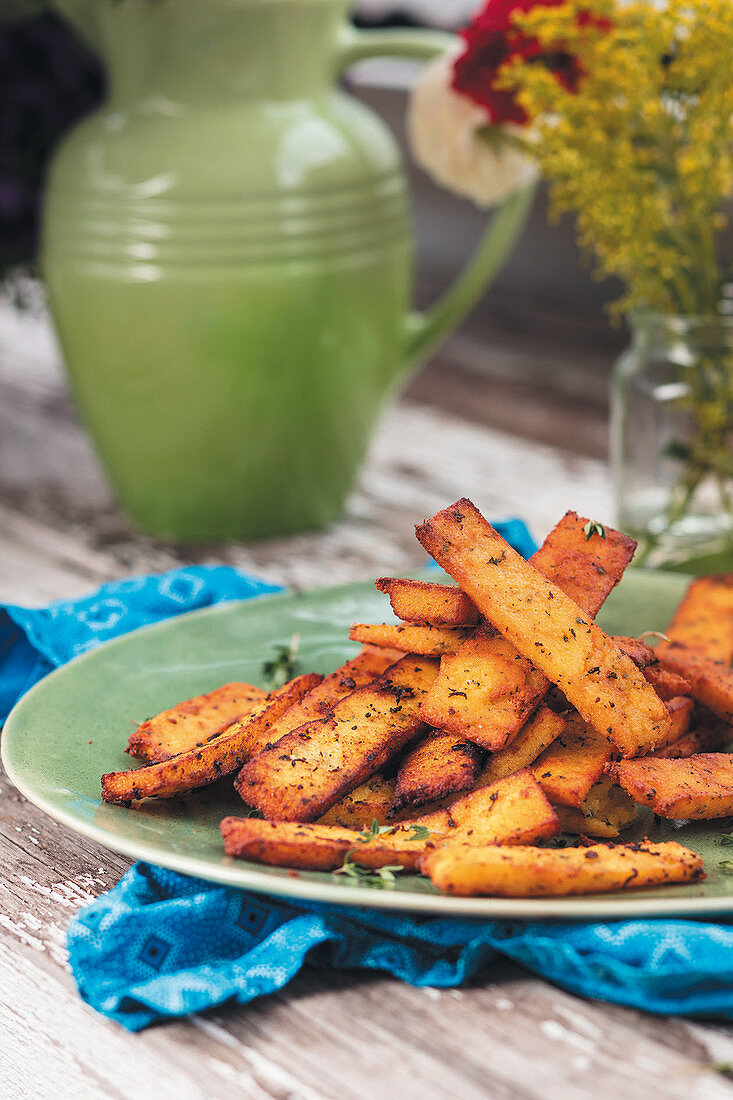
[497,0,733,315]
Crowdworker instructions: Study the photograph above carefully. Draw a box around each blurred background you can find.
[0,0,620,467]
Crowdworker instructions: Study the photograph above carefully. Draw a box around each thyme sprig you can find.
[261,634,300,690]
[583,520,607,541]
[332,852,404,889]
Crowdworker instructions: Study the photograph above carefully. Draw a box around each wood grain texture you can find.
[1,300,732,1098]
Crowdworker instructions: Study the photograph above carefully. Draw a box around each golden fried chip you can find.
[318,774,396,828]
[531,713,616,807]
[667,574,733,663]
[656,641,733,724]
[126,682,267,763]
[416,499,671,756]
[418,510,637,751]
[554,775,639,838]
[235,656,439,821]
[348,623,473,656]
[375,577,481,626]
[419,840,704,897]
[480,705,566,785]
[609,753,733,819]
[101,673,322,804]
[220,817,432,871]
[392,731,484,814]
[415,768,558,847]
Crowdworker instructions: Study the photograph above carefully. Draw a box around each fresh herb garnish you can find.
[332,851,404,888]
[721,833,733,846]
[583,519,606,541]
[355,819,394,843]
[246,807,264,819]
[719,859,733,873]
[405,824,440,841]
[355,819,443,844]
[261,634,300,689]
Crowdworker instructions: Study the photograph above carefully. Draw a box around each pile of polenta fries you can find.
[101,499,733,898]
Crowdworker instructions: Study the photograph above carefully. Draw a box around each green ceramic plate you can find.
[4,568,733,918]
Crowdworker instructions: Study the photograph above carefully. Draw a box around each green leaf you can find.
[355,819,393,843]
[718,859,733,873]
[332,851,405,889]
[261,634,300,690]
[583,519,607,541]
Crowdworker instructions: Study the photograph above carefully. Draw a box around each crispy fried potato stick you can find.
[263,647,402,741]
[318,775,397,828]
[416,499,671,756]
[642,664,692,701]
[414,769,558,847]
[554,776,639,838]
[480,705,566,785]
[418,510,637,750]
[235,656,439,821]
[656,641,733,724]
[653,715,731,759]
[126,682,268,762]
[392,731,484,814]
[220,817,434,871]
[375,578,481,626]
[531,714,616,807]
[348,623,473,656]
[666,574,733,663]
[649,695,695,754]
[101,673,321,804]
[419,840,704,897]
[223,770,558,870]
[609,753,733,819]
[420,627,549,750]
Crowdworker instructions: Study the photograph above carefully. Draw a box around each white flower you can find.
[407,48,539,209]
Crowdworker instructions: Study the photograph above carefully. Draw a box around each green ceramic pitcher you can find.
[43,0,534,541]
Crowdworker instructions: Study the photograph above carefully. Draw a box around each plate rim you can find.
[4,569,729,921]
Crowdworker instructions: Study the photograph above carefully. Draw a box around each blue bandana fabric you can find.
[68,863,733,1032]
[7,520,731,1032]
[0,565,280,723]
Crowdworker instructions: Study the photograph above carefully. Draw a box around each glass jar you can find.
[611,313,733,570]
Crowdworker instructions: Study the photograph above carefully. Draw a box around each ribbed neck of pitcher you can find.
[60,0,351,105]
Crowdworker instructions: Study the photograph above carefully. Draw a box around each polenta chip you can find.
[480,705,566,785]
[531,714,616,807]
[126,682,267,763]
[375,578,481,626]
[418,510,637,751]
[419,840,704,897]
[666,574,733,663]
[392,731,484,814]
[318,774,397,828]
[101,673,322,804]
[416,499,671,756]
[220,818,432,871]
[656,641,733,724]
[348,623,473,656]
[235,656,439,821]
[609,753,733,819]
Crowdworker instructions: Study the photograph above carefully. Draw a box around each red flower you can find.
[452,0,609,125]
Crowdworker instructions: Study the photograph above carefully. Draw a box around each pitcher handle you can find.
[336,26,537,366]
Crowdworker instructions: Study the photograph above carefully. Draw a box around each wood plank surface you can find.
[0,301,731,1099]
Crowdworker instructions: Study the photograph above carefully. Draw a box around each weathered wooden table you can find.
[1,298,732,1100]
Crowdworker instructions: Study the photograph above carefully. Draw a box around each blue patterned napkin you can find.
[3,525,733,1030]
[68,863,733,1031]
